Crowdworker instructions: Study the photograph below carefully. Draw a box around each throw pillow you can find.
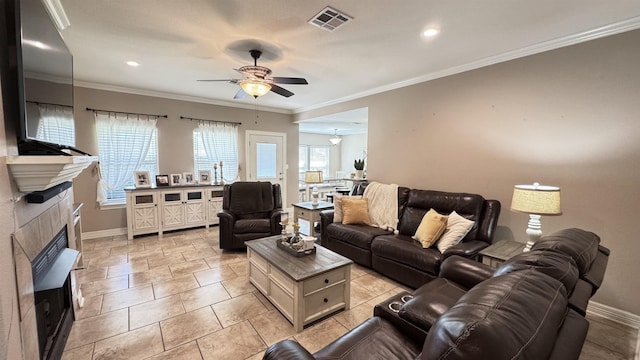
[413,209,448,248]
[341,197,371,225]
[334,195,362,223]
[436,211,475,253]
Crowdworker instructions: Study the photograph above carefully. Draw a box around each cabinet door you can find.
[184,189,205,225]
[133,193,158,231]
[208,189,223,225]
[162,191,184,227]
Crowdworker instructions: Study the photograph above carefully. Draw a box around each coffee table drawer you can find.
[304,283,346,322]
[303,267,347,296]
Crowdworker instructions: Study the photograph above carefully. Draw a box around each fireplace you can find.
[31,227,77,360]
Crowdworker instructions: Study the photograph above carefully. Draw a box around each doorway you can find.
[245,130,287,205]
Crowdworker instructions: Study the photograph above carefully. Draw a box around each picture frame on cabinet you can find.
[198,170,211,184]
[134,171,151,188]
[183,172,195,184]
[155,174,169,187]
[170,173,182,186]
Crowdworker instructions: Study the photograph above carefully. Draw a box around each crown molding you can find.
[294,16,640,114]
[73,80,294,115]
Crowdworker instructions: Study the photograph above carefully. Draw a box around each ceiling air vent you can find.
[308,6,353,32]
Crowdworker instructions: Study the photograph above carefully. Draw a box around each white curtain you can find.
[36,104,75,146]
[95,113,157,203]
[198,122,239,182]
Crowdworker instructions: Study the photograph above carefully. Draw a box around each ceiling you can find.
[59,1,640,127]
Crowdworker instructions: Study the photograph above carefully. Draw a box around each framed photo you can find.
[183,172,195,185]
[134,171,151,188]
[155,174,169,187]
[170,173,182,186]
[198,170,211,184]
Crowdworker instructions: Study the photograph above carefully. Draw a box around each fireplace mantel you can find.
[7,155,98,192]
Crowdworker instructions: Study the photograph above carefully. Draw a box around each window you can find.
[96,113,159,203]
[193,122,239,183]
[299,145,330,180]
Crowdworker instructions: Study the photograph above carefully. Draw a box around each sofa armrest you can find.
[320,209,335,246]
[439,255,494,289]
[442,240,489,258]
[263,340,315,360]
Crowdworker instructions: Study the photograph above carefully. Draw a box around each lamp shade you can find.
[304,170,323,184]
[240,80,271,97]
[511,183,562,215]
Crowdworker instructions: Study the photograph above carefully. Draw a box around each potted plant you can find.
[354,159,365,179]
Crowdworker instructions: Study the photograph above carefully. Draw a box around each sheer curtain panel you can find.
[96,113,158,203]
[197,122,239,183]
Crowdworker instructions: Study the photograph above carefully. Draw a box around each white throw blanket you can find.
[363,182,399,231]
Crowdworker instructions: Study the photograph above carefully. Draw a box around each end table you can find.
[292,201,333,237]
[478,240,526,269]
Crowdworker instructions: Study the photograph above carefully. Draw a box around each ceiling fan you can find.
[198,49,308,99]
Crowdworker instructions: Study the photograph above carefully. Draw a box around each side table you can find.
[292,201,334,237]
[478,240,525,269]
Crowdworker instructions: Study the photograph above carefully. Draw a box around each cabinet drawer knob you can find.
[323,298,328,303]
[324,279,329,284]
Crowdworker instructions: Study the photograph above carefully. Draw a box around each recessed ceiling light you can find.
[422,28,440,37]
[126,60,140,67]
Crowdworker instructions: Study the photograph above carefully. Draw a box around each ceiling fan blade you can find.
[270,84,294,97]
[234,88,248,99]
[272,77,308,85]
[197,79,239,83]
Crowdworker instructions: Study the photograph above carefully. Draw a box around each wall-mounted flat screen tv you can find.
[15,0,76,153]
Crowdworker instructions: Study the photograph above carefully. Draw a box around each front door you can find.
[246,131,287,205]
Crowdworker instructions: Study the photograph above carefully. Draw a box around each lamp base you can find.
[311,186,319,205]
[522,214,543,252]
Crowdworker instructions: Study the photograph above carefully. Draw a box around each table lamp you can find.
[510,182,562,252]
[304,170,324,205]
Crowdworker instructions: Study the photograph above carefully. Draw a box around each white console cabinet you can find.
[126,185,224,239]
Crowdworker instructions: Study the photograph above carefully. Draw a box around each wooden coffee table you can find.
[245,235,353,332]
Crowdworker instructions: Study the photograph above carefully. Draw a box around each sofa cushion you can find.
[342,197,371,225]
[398,190,484,240]
[228,181,274,213]
[435,211,475,253]
[421,270,568,360]
[532,228,600,276]
[314,317,422,360]
[398,278,467,331]
[326,223,391,250]
[412,209,448,248]
[494,249,579,293]
[371,234,443,275]
[334,195,362,223]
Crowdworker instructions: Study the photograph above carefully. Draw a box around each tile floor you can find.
[62,227,638,360]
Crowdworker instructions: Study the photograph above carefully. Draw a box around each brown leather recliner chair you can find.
[217,182,283,250]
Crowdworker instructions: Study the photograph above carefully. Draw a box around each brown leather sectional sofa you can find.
[320,186,501,288]
[263,228,609,360]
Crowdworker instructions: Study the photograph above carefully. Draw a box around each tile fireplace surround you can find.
[12,189,78,360]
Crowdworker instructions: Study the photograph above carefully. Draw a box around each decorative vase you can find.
[355,170,364,179]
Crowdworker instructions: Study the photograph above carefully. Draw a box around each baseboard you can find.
[82,228,127,240]
[587,301,640,329]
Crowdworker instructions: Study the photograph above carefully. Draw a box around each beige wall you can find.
[72,87,298,233]
[296,29,640,315]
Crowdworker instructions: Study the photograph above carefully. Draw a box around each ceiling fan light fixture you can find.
[240,80,271,97]
[329,129,342,145]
